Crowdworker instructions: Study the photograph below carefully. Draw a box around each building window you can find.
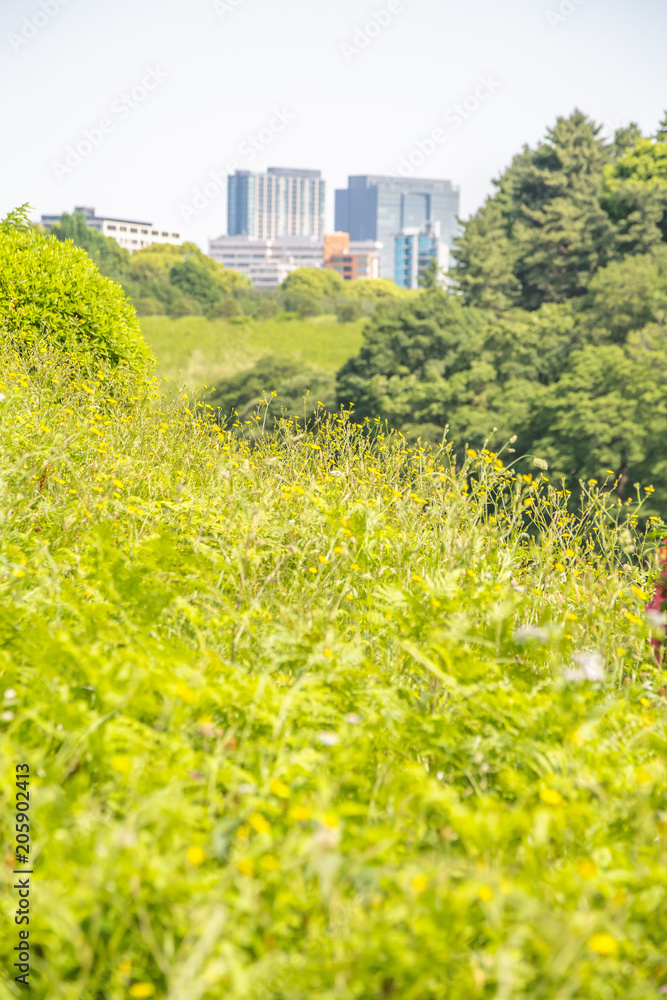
[141,229,148,234]
[120,226,127,232]
[108,225,117,231]
[152,230,158,235]
[162,232,168,237]
[130,228,137,233]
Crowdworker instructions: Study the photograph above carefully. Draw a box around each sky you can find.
[1,0,666,249]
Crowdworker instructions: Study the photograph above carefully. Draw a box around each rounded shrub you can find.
[0,226,152,376]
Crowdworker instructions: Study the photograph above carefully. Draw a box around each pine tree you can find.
[454,111,616,311]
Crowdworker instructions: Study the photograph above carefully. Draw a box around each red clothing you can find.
[648,541,667,652]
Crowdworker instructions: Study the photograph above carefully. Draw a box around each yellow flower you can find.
[576,858,597,879]
[270,779,290,798]
[119,960,132,975]
[186,846,206,866]
[236,825,250,841]
[565,612,579,622]
[639,697,651,708]
[322,812,339,829]
[411,874,429,893]
[588,933,618,956]
[539,788,563,806]
[129,984,155,998]
[249,812,271,834]
[478,884,494,901]
[635,767,652,785]
[175,683,196,704]
[324,649,334,659]
[261,855,280,871]
[236,858,254,876]
[289,805,311,822]
[111,756,132,776]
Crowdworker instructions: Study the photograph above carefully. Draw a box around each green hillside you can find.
[2,336,667,998]
[139,314,366,387]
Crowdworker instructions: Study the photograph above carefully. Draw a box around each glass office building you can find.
[335,175,459,281]
[394,222,449,289]
[228,167,325,241]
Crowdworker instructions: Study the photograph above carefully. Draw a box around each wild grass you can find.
[0,340,666,999]
[139,314,366,390]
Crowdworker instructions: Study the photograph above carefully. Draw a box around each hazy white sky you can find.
[2,0,665,248]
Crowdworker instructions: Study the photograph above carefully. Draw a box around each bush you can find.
[169,296,203,318]
[205,354,336,430]
[336,300,363,323]
[0,222,151,375]
[134,296,167,317]
[208,297,244,319]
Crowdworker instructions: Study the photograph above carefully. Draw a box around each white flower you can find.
[565,652,605,682]
[0,392,5,404]
[3,688,17,701]
[344,713,362,725]
[532,457,549,471]
[514,625,550,643]
[317,731,339,746]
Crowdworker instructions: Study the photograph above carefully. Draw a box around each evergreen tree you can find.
[454,111,616,310]
[656,111,667,142]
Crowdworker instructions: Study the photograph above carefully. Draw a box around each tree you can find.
[577,246,667,343]
[612,122,643,159]
[170,259,221,310]
[51,210,131,284]
[602,135,667,251]
[454,111,616,310]
[336,289,492,442]
[206,355,335,432]
[526,326,667,503]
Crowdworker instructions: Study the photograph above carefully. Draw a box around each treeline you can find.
[214,110,667,515]
[48,213,409,322]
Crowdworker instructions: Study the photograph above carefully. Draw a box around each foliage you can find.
[0,203,33,234]
[336,281,667,513]
[602,136,667,252]
[1,337,666,999]
[0,223,151,379]
[454,110,667,311]
[280,267,346,300]
[204,355,336,431]
[50,210,132,285]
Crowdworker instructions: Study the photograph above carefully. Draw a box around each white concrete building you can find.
[208,234,323,289]
[41,206,181,252]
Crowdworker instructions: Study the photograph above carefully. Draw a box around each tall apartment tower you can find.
[228,167,325,241]
[334,175,459,280]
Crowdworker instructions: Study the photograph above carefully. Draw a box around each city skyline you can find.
[2,0,666,251]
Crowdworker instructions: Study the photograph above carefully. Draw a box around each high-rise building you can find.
[227,167,325,241]
[334,175,459,280]
[40,206,181,252]
[394,221,449,290]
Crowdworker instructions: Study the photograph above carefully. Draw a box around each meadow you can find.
[139,315,366,389]
[1,333,666,998]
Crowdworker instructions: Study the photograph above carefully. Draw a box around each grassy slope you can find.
[1,343,667,999]
[139,314,366,388]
